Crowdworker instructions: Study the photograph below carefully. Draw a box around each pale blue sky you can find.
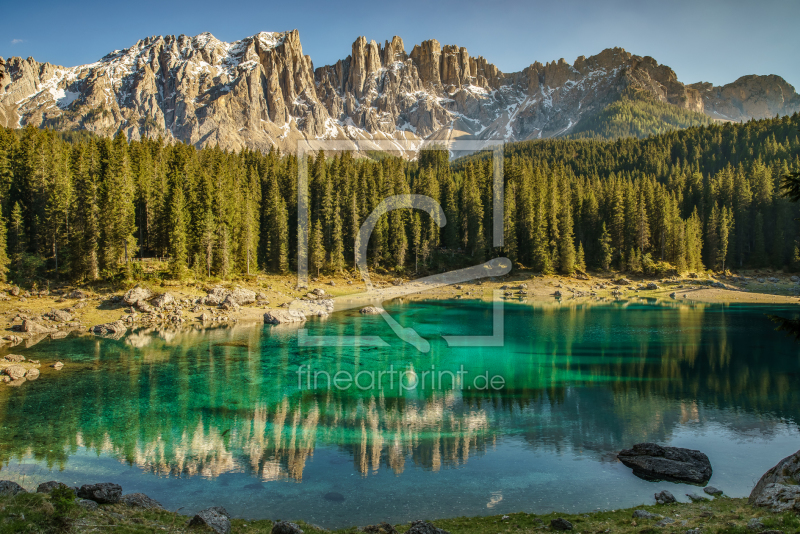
[2,0,799,89]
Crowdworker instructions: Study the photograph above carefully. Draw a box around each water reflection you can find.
[0,300,798,515]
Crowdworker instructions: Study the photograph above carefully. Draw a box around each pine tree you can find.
[200,209,216,278]
[559,203,576,274]
[309,220,325,277]
[718,206,733,272]
[330,202,346,272]
[168,181,187,278]
[575,241,586,272]
[599,223,614,271]
[0,204,9,281]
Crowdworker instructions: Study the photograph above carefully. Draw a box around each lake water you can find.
[1,299,799,528]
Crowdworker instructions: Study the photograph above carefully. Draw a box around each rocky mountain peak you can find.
[1,31,797,154]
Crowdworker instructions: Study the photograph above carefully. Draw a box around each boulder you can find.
[272,521,304,534]
[3,365,27,380]
[617,443,712,484]
[134,300,154,314]
[36,481,74,495]
[360,306,382,315]
[199,312,212,322]
[3,354,25,363]
[44,309,73,322]
[10,286,20,296]
[406,521,451,534]
[23,319,56,334]
[151,293,175,308]
[749,450,800,512]
[686,493,707,502]
[633,510,662,519]
[550,518,573,531]
[220,295,240,311]
[647,282,660,290]
[205,287,229,305]
[25,368,39,380]
[655,517,675,528]
[312,288,326,296]
[362,523,398,534]
[121,492,164,509]
[227,288,256,305]
[189,507,231,534]
[77,482,122,504]
[51,361,64,370]
[77,499,98,510]
[91,321,127,337]
[0,480,27,496]
[67,289,89,299]
[704,486,723,496]
[264,310,307,324]
[123,286,152,305]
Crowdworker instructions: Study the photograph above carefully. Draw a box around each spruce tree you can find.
[0,204,9,281]
[599,223,614,271]
[309,220,325,277]
[168,181,187,278]
[575,242,586,272]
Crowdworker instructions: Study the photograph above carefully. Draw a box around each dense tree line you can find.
[0,113,798,284]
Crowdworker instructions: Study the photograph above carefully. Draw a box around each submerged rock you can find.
[3,365,26,380]
[617,443,712,484]
[749,449,800,512]
[77,482,122,504]
[360,306,382,315]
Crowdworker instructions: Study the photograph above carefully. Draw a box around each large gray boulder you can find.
[151,292,175,308]
[617,443,712,484]
[264,309,307,324]
[188,507,231,534]
[227,287,256,305]
[77,482,122,504]
[750,450,800,512]
[23,319,56,334]
[0,480,27,496]
[123,286,152,305]
[44,309,73,322]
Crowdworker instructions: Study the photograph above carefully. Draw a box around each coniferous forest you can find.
[0,113,798,285]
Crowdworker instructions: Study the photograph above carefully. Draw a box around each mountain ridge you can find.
[1,29,798,153]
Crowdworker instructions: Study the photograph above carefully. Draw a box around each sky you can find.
[2,0,799,89]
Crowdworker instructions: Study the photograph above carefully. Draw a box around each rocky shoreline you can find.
[1,269,799,387]
[1,446,798,534]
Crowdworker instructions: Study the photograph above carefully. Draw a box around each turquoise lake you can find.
[1,299,799,528]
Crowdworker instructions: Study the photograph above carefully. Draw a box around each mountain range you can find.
[1,29,798,153]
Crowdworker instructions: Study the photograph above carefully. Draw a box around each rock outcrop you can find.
[264,309,306,324]
[77,482,122,504]
[617,443,712,484]
[749,450,800,513]
[2,31,797,152]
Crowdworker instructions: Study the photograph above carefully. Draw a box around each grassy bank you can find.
[0,490,796,534]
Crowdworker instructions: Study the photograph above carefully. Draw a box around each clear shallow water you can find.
[1,299,799,527]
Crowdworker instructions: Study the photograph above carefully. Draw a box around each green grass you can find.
[1,492,797,534]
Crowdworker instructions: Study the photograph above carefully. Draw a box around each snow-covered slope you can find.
[1,31,798,153]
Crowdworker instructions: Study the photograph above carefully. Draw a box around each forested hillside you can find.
[0,114,798,285]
